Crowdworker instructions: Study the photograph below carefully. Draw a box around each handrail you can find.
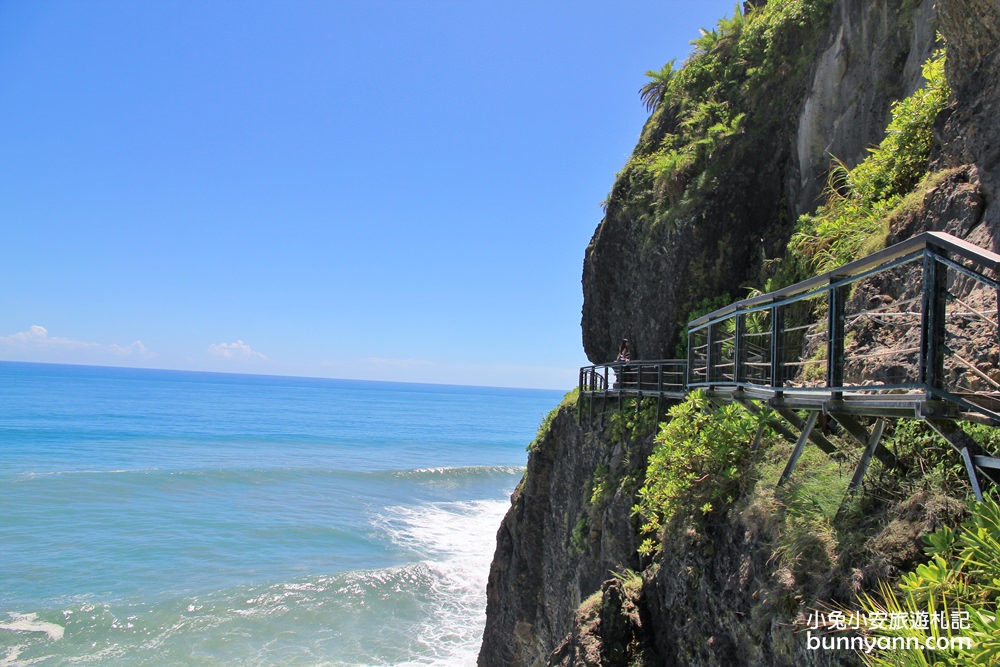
[579,232,1000,425]
[579,359,688,395]
[689,231,1000,327]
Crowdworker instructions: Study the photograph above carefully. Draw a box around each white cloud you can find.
[208,339,267,362]
[2,325,50,344]
[0,325,150,358]
[108,340,149,356]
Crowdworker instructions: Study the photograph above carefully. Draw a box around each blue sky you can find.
[0,1,740,389]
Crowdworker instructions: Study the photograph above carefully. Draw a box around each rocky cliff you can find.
[481,0,1000,665]
[581,0,940,364]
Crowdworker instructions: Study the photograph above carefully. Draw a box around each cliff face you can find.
[581,0,937,364]
[482,400,968,667]
[791,0,937,214]
[935,0,1000,251]
[480,407,656,666]
[482,0,1000,665]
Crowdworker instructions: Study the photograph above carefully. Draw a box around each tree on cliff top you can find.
[639,59,677,113]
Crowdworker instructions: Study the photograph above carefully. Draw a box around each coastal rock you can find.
[482,399,969,666]
[480,404,656,667]
[792,0,937,214]
[482,0,1000,665]
[581,0,937,364]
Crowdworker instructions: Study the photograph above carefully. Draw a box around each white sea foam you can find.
[1,363,547,665]
[0,612,64,641]
[377,498,511,666]
[0,644,26,667]
[0,501,511,666]
[15,468,161,481]
[397,465,524,476]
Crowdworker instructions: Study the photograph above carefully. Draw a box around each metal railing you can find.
[686,231,1000,422]
[577,232,1000,498]
[579,359,688,397]
[579,232,1000,425]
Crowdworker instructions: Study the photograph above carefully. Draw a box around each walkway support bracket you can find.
[774,407,842,460]
[831,414,903,472]
[926,419,1000,501]
[778,410,819,487]
[845,418,888,495]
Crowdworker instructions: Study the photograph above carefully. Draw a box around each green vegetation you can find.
[608,397,660,444]
[632,390,866,577]
[672,294,732,357]
[610,567,643,594]
[614,0,833,222]
[528,388,578,452]
[633,391,768,555]
[751,442,846,596]
[571,399,661,555]
[639,60,677,113]
[591,463,612,507]
[786,48,950,278]
[854,494,1000,666]
[879,420,969,495]
[571,463,614,554]
[629,386,989,583]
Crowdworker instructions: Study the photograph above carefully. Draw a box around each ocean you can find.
[0,362,564,666]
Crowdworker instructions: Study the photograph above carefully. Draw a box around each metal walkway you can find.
[578,231,1000,499]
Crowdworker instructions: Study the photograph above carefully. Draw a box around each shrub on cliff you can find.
[852,493,1000,666]
[787,48,950,278]
[527,388,578,453]
[621,0,832,215]
[633,391,769,555]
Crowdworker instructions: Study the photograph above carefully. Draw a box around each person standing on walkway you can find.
[616,338,631,363]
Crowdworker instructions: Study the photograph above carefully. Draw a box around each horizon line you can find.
[0,359,571,394]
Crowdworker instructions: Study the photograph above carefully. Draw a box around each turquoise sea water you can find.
[0,362,563,666]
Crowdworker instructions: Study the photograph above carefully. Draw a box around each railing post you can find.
[687,328,695,386]
[617,363,623,411]
[734,311,745,385]
[657,363,663,420]
[589,368,595,423]
[920,248,948,393]
[770,303,784,394]
[827,278,845,399]
[706,322,715,386]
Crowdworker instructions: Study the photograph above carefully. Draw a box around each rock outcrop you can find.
[581,0,938,364]
[481,0,1000,665]
[480,407,655,666]
[936,0,1000,249]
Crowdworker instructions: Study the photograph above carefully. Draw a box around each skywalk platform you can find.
[579,231,1000,499]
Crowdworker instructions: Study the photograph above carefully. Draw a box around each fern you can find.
[788,48,950,276]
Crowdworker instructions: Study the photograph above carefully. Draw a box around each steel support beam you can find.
[778,410,819,487]
[774,408,842,459]
[846,418,887,495]
[926,419,1000,500]
[830,413,903,472]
